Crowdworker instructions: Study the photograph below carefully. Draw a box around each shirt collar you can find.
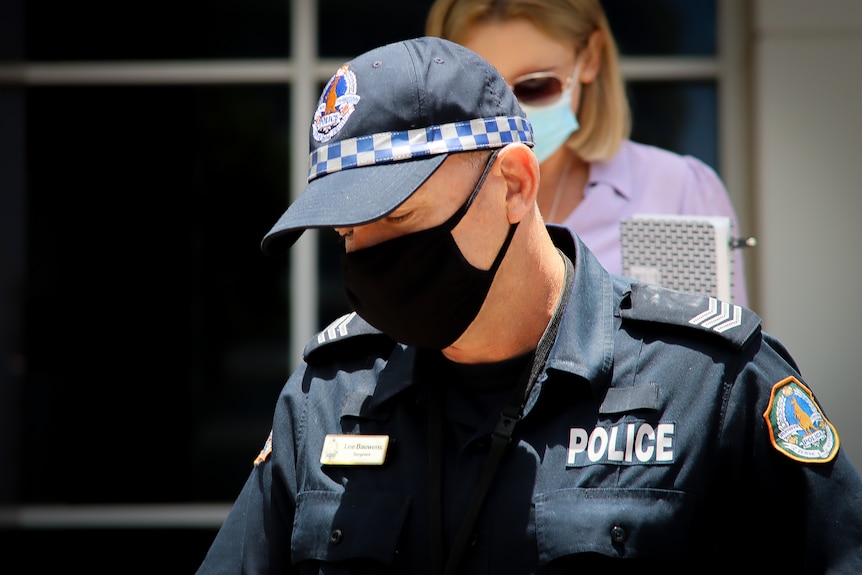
[538,226,617,397]
[588,142,634,200]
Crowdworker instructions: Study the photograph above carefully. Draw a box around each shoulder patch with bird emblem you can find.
[763,376,839,463]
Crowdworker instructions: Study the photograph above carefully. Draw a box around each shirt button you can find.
[329,529,344,544]
[610,525,626,544]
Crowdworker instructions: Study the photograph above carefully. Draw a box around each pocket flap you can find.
[536,487,691,562]
[292,490,411,564]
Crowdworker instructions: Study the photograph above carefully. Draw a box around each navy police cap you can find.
[260,36,533,255]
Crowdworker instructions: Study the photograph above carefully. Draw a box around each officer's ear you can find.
[497,143,539,224]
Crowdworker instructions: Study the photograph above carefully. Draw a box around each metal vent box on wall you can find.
[620,214,734,302]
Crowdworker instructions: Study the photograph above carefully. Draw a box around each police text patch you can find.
[567,421,676,467]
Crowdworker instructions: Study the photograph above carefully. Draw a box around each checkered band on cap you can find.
[308,116,533,182]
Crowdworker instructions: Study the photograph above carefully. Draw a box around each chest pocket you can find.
[292,490,411,567]
[535,487,692,562]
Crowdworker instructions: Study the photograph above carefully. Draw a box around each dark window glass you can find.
[2,528,218,575]
[602,0,717,56]
[0,86,26,503]
[318,0,435,58]
[628,80,719,171]
[22,84,291,503]
[315,1,717,59]
[0,0,24,60]
[25,0,290,60]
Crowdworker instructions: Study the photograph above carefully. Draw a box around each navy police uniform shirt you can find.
[196,226,862,574]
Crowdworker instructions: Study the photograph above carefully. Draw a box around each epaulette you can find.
[619,283,761,351]
[303,312,396,363]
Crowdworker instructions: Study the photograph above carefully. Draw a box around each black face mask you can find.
[340,150,517,349]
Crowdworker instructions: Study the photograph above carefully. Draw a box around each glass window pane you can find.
[4,529,218,573]
[318,0,435,58]
[603,0,717,56]
[25,0,290,60]
[315,1,717,59]
[0,86,25,503]
[0,0,24,60]
[627,80,720,172]
[23,84,291,503]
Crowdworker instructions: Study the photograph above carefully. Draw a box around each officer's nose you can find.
[336,222,392,252]
[334,226,356,251]
[336,225,377,253]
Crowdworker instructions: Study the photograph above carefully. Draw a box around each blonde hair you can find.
[426,0,630,162]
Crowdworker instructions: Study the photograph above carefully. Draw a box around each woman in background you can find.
[426,0,749,305]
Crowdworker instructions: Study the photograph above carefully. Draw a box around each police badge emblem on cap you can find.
[312,65,360,144]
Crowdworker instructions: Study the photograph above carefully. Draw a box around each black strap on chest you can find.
[428,251,574,575]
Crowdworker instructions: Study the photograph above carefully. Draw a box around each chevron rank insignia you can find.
[688,297,742,333]
[763,376,839,463]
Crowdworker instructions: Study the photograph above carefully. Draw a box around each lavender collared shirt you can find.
[560,139,749,307]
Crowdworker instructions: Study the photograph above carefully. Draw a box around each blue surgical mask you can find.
[521,84,579,164]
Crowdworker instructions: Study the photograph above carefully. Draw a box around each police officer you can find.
[196,37,862,574]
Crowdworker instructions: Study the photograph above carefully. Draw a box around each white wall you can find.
[753,0,862,466]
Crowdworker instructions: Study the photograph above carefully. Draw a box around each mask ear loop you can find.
[446,147,514,276]
[440,148,502,232]
[445,147,516,278]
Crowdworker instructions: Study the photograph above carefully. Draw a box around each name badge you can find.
[320,434,389,466]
